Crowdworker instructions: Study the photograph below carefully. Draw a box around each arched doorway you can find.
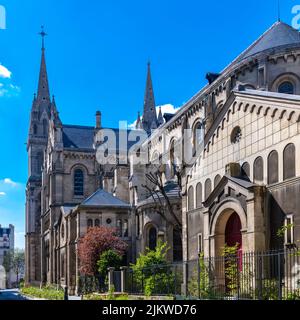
[225,212,242,250]
[225,212,243,273]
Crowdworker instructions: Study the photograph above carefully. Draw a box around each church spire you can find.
[142,62,157,133]
[136,111,142,129]
[37,26,50,103]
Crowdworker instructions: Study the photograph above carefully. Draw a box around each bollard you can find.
[64,286,68,301]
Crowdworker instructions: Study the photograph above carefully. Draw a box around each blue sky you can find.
[0,0,298,248]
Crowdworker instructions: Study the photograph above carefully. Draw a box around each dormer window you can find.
[278,81,294,94]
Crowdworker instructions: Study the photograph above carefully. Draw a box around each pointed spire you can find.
[136,111,142,129]
[51,95,62,127]
[37,26,50,103]
[142,61,157,133]
[157,106,164,126]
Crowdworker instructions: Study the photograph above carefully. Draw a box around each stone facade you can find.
[26,21,300,293]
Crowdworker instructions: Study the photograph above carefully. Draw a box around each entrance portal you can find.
[225,212,242,250]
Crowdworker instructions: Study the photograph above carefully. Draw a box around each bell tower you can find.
[25,26,53,284]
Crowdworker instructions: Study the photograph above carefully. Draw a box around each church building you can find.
[26,21,300,294]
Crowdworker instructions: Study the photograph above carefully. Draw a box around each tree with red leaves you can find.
[77,226,127,275]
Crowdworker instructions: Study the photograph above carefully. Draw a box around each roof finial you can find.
[39,25,47,50]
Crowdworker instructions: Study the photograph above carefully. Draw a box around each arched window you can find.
[123,220,128,237]
[214,175,221,188]
[231,126,242,144]
[254,157,264,183]
[36,152,43,174]
[196,183,202,208]
[283,144,296,180]
[268,151,279,184]
[278,81,294,94]
[188,186,194,211]
[74,169,84,196]
[33,124,38,135]
[95,219,100,227]
[193,122,203,154]
[242,162,250,177]
[170,140,176,178]
[116,219,122,236]
[173,229,183,262]
[148,227,157,250]
[87,219,93,229]
[205,179,212,200]
[43,119,48,136]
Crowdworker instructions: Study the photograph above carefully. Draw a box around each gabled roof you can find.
[79,188,131,209]
[158,22,300,130]
[203,175,257,207]
[235,21,300,63]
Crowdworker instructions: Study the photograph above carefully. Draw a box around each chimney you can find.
[225,162,241,177]
[96,111,101,129]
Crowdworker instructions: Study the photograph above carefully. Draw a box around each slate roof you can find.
[79,188,131,209]
[234,21,300,63]
[62,125,95,150]
[62,124,138,152]
[139,180,181,206]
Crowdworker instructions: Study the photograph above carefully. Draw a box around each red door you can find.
[225,212,242,271]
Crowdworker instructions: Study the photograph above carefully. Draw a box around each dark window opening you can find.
[278,81,294,95]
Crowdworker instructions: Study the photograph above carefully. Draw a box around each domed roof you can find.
[236,21,300,63]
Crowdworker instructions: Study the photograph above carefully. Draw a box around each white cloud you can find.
[157,103,180,115]
[128,104,180,129]
[3,178,18,187]
[0,192,6,196]
[0,64,11,78]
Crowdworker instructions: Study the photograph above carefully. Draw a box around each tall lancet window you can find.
[74,169,84,196]
[43,119,48,136]
[193,122,204,155]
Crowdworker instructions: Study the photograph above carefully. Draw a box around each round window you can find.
[106,218,112,225]
[231,126,242,144]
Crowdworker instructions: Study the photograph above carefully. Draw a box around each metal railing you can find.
[123,249,300,300]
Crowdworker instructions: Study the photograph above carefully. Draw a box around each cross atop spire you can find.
[39,25,47,50]
[36,26,50,105]
[277,0,281,22]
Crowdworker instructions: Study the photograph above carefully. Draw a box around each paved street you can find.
[0,289,28,300]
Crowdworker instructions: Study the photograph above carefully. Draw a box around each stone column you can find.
[181,262,188,296]
[107,267,115,291]
[120,267,128,293]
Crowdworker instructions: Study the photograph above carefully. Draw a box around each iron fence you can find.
[77,274,107,295]
[124,249,300,300]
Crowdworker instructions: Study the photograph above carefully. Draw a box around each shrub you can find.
[20,285,64,300]
[130,241,174,296]
[97,250,123,278]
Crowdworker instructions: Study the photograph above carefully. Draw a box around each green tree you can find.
[131,241,173,296]
[97,250,123,277]
[3,248,25,285]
